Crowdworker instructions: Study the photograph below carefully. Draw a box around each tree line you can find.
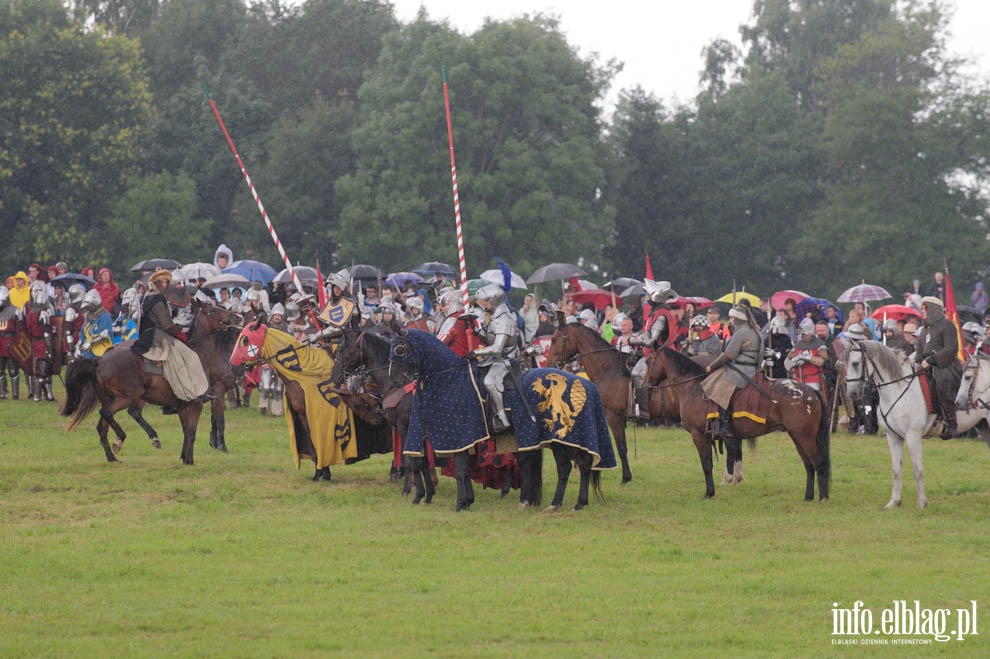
[2,0,988,301]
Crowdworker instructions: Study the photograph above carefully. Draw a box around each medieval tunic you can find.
[131,289,209,401]
[702,324,762,409]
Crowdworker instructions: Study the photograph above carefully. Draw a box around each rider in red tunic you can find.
[435,288,477,358]
[0,285,21,399]
[24,280,57,401]
[627,280,677,417]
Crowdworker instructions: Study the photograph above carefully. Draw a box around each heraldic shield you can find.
[317,297,356,328]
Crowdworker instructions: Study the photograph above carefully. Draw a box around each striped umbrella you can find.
[837,282,892,303]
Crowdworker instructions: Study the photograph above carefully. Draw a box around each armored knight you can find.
[112,287,140,344]
[436,288,477,358]
[23,280,56,401]
[627,280,676,418]
[257,302,286,417]
[472,282,519,432]
[316,271,361,331]
[0,286,21,399]
[78,289,114,359]
[62,283,87,364]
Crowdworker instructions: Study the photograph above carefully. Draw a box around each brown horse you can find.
[545,321,634,483]
[60,303,241,464]
[646,347,831,501]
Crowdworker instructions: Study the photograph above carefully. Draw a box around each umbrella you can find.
[714,291,761,306]
[956,305,983,324]
[465,278,488,296]
[575,279,599,291]
[130,258,180,272]
[837,282,892,303]
[412,261,455,277]
[274,266,319,287]
[202,273,250,290]
[795,297,838,320]
[480,268,528,290]
[870,304,921,322]
[669,296,714,310]
[526,262,587,284]
[49,273,96,289]
[383,271,423,290]
[619,283,645,299]
[603,277,641,291]
[172,262,221,282]
[346,264,383,280]
[770,289,809,310]
[222,260,278,285]
[571,289,617,310]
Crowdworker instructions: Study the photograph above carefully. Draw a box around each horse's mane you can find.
[660,346,706,377]
[397,329,463,372]
[566,321,612,349]
[343,328,391,364]
[858,340,912,380]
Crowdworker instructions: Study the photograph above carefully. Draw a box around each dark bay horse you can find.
[545,321,635,483]
[391,330,616,512]
[330,328,434,504]
[230,323,390,482]
[60,304,241,464]
[647,347,831,501]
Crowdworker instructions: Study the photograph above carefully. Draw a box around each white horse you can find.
[844,340,982,509]
[954,352,990,450]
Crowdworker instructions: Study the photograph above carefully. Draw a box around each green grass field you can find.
[1,388,988,657]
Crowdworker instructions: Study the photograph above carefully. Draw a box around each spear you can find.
[201,83,305,296]
[441,66,469,305]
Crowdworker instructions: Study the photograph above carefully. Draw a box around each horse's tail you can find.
[518,450,543,506]
[59,358,101,430]
[815,388,832,493]
[591,469,605,503]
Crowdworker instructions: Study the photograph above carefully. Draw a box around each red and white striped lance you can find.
[442,67,469,305]
[202,84,305,295]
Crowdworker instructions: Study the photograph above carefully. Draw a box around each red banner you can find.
[943,269,965,362]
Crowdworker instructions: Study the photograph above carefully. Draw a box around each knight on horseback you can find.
[703,305,763,446]
[130,267,213,413]
[472,281,519,433]
[914,295,962,439]
[627,279,676,418]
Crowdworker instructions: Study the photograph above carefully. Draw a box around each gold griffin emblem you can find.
[532,372,586,439]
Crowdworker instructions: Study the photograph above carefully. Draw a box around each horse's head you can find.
[546,323,578,367]
[843,341,866,399]
[196,303,243,333]
[956,353,990,410]
[645,348,668,384]
[330,329,368,385]
[230,323,267,366]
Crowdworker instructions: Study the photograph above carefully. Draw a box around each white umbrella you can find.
[479,268,528,290]
[202,273,250,289]
[173,262,221,282]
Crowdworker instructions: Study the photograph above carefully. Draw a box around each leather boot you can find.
[719,406,734,443]
[633,385,651,419]
[939,399,957,440]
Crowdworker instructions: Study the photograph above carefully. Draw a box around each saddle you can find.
[917,371,937,415]
[705,374,773,426]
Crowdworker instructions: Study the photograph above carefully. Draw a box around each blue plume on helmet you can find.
[495,258,513,293]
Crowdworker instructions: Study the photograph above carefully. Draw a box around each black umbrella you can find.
[413,261,456,277]
[49,273,96,289]
[526,262,587,284]
[130,258,180,272]
[603,277,641,292]
[346,264,383,280]
[274,266,319,287]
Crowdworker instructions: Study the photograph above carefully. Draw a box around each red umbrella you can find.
[870,304,921,322]
[571,289,617,310]
[669,296,714,309]
[770,289,809,310]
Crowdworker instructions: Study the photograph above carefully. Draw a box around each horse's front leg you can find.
[904,434,927,509]
[723,437,743,485]
[606,409,632,483]
[410,455,426,504]
[692,430,716,498]
[546,444,572,511]
[573,451,593,511]
[453,451,473,511]
[885,433,904,508]
[126,401,160,450]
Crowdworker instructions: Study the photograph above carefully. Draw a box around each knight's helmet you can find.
[29,280,48,307]
[440,288,464,314]
[285,301,301,322]
[643,279,672,306]
[475,283,506,308]
[405,296,424,315]
[120,287,139,313]
[82,289,103,312]
[270,302,286,319]
[769,315,788,334]
[327,270,349,292]
[244,288,262,309]
[0,285,8,307]
[67,283,87,305]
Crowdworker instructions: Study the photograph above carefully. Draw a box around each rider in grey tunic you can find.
[472,282,519,432]
[703,306,763,442]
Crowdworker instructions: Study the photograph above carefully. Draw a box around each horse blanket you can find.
[397,331,616,469]
[705,375,773,425]
[262,329,357,470]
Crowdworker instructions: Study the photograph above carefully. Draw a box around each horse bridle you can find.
[551,325,620,369]
[961,353,990,411]
[844,342,918,435]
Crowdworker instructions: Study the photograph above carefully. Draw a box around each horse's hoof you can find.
[884,500,901,509]
[722,473,733,485]
[574,502,587,511]
[112,441,123,454]
[151,439,161,450]
[704,492,715,499]
[518,501,529,511]
[217,444,228,453]
[411,495,423,505]
[819,497,829,503]
[918,500,928,510]
[621,475,632,484]
[544,504,561,512]
[454,503,471,512]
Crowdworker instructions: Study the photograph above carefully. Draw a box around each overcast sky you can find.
[387,0,988,113]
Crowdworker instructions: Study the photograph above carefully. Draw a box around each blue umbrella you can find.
[795,297,842,322]
[222,260,278,285]
[413,261,455,277]
[383,271,423,290]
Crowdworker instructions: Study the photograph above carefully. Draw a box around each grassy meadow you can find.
[1,384,988,657]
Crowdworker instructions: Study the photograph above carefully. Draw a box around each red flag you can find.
[314,258,328,310]
[943,267,965,362]
[644,249,654,282]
